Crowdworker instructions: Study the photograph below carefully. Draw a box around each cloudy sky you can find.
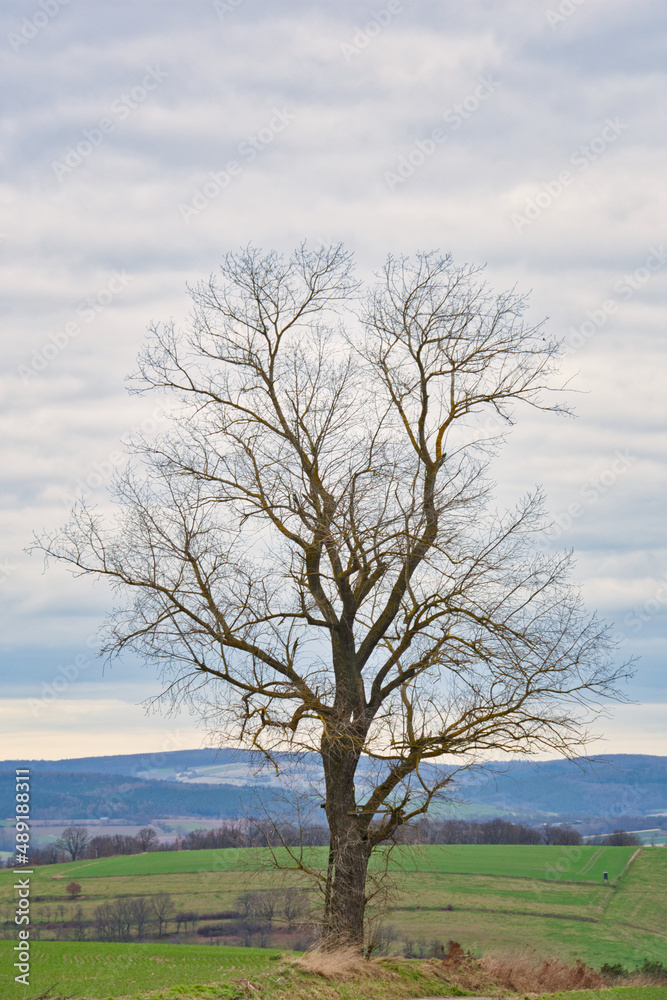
[1,0,665,762]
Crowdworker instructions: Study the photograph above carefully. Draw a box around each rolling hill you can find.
[1,750,666,823]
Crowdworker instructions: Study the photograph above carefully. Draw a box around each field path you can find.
[576,846,605,875]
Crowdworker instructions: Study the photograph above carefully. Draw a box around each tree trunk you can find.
[321,739,371,948]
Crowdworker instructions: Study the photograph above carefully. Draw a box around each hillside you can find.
[460,755,667,816]
[0,768,275,823]
[1,844,664,970]
[2,750,666,822]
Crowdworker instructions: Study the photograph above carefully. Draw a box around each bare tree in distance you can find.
[137,827,159,852]
[150,892,173,937]
[55,827,89,862]
[131,896,151,941]
[36,245,632,947]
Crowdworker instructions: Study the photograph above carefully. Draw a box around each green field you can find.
[0,845,664,982]
[387,843,637,882]
[0,940,281,999]
[2,842,636,882]
[1,941,666,1000]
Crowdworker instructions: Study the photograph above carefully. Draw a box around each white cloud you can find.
[585,703,667,756]
[1,0,665,757]
[0,699,203,760]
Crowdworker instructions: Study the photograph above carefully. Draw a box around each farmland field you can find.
[384,843,637,881]
[0,845,664,976]
[0,940,282,999]
[0,842,636,881]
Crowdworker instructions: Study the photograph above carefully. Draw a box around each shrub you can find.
[589,829,643,846]
[197,924,227,937]
[65,881,82,899]
[480,951,602,992]
[600,963,628,977]
[640,959,667,979]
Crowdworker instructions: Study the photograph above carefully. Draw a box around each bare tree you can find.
[37,245,631,947]
[130,896,150,940]
[137,827,159,852]
[93,899,133,941]
[150,893,173,937]
[55,827,89,862]
[93,902,114,941]
[281,888,309,931]
[543,823,583,846]
[72,905,87,941]
[235,891,267,947]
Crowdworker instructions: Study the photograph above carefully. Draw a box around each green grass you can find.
[0,845,664,978]
[0,940,282,999]
[388,844,637,882]
[3,942,666,1000]
[0,843,634,883]
[2,847,255,880]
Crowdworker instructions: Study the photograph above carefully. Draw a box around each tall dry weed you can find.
[480,950,602,992]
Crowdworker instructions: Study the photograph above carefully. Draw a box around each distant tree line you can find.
[21,825,160,866]
[586,829,644,847]
[12,816,645,869]
[19,821,331,867]
[403,817,542,845]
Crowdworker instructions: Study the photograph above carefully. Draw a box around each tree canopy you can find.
[38,245,630,945]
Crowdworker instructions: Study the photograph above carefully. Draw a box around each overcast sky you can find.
[1,0,665,762]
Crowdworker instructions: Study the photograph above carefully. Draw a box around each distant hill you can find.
[0,768,276,823]
[460,755,667,817]
[0,748,248,778]
[1,750,665,822]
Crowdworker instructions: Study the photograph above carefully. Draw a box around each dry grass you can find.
[291,945,390,980]
[424,940,623,994]
[479,949,603,993]
[291,942,660,996]
[110,946,667,1000]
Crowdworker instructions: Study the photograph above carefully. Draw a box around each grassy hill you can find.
[1,844,664,969]
[8,842,635,882]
